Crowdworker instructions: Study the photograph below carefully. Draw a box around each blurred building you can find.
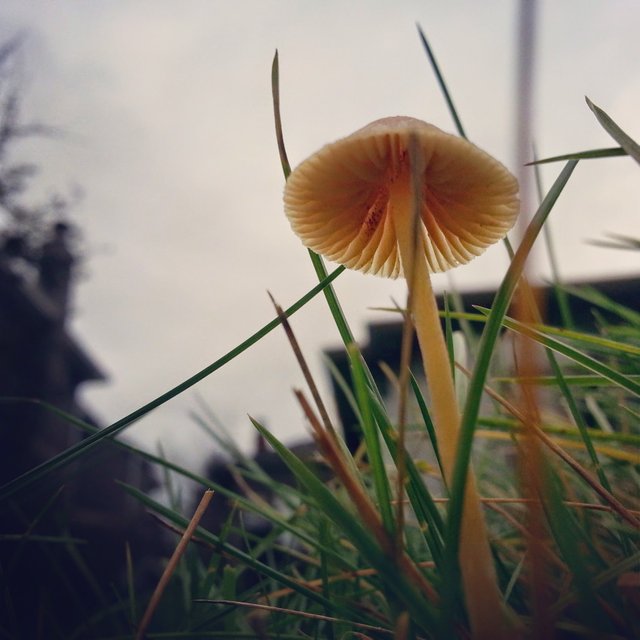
[0,223,165,637]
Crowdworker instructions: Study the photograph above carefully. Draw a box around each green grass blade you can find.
[585,97,640,165]
[561,284,640,326]
[491,374,640,388]
[271,50,292,178]
[443,293,456,382]
[318,518,336,640]
[541,465,614,635]
[477,415,640,449]
[0,265,344,502]
[478,311,640,398]
[417,23,514,265]
[125,543,137,629]
[444,159,579,587]
[347,343,395,535]
[409,372,443,479]
[587,232,640,251]
[308,250,356,346]
[545,345,613,492]
[323,354,363,425]
[527,146,625,165]
[510,321,640,356]
[439,307,640,358]
[368,390,446,565]
[444,286,480,353]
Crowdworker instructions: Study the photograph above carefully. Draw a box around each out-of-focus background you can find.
[1,0,638,473]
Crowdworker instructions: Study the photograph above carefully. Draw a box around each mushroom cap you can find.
[284,116,520,278]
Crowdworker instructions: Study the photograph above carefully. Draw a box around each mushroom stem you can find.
[389,171,512,639]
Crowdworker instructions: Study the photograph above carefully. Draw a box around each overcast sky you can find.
[1,1,638,472]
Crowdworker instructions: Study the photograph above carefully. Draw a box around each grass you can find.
[1,24,639,640]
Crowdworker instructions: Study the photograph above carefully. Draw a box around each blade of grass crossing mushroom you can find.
[416,24,516,261]
[416,23,467,139]
[0,263,346,502]
[442,159,579,619]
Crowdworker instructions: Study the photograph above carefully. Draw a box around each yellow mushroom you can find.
[284,116,519,637]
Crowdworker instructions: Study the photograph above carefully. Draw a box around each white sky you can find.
[1,1,638,472]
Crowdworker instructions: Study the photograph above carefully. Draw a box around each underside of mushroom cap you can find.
[284,116,520,278]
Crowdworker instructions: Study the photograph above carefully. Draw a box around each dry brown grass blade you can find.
[199,598,397,636]
[295,390,391,554]
[512,293,552,635]
[394,611,411,640]
[135,489,214,640]
[262,560,436,602]
[268,291,338,441]
[474,429,639,464]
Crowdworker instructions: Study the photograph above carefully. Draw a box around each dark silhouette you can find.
[37,221,75,313]
[0,221,168,638]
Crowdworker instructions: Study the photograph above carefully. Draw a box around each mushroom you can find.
[284,116,519,636]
